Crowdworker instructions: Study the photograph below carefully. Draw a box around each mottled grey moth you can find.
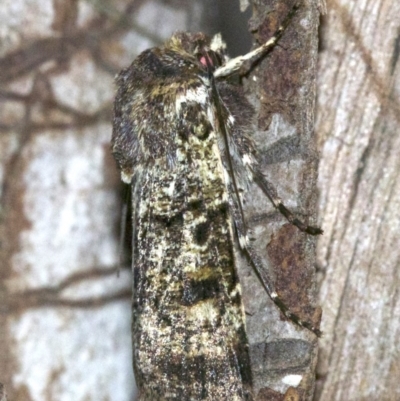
[111,7,321,401]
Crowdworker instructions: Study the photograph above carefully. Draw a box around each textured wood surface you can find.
[315,0,400,400]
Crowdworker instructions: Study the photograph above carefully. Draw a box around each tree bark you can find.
[315,0,400,400]
[237,1,322,400]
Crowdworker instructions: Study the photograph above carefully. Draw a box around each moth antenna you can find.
[208,67,248,234]
[253,169,323,235]
[229,193,321,337]
[245,241,322,337]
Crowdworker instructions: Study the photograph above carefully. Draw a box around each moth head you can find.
[165,32,228,73]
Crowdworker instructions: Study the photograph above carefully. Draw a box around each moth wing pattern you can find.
[112,33,255,401]
[112,20,322,400]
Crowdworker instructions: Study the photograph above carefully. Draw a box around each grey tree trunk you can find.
[315,0,400,400]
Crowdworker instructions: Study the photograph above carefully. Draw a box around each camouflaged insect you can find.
[112,24,322,401]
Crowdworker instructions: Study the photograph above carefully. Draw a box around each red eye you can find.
[199,54,212,68]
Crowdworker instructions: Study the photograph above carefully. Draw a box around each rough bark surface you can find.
[236,1,322,400]
[315,0,400,400]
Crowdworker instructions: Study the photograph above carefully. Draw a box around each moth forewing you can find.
[112,32,256,401]
[111,12,321,401]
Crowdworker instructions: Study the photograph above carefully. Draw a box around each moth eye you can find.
[199,55,209,67]
[198,50,222,71]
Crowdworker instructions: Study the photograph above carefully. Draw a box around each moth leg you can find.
[214,3,299,79]
[228,189,322,337]
[253,169,323,236]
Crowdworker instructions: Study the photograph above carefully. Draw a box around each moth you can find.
[111,8,322,401]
